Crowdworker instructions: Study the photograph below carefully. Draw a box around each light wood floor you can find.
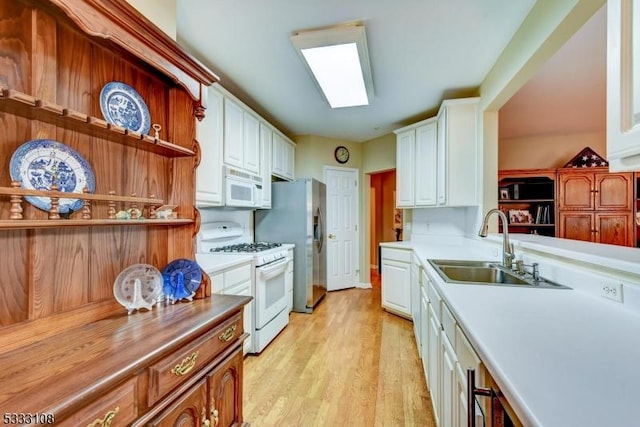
[243,270,436,426]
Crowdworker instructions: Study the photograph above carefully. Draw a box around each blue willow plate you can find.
[162,259,203,303]
[10,139,96,213]
[99,81,151,134]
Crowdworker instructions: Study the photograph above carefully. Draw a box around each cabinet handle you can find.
[171,351,199,376]
[218,324,237,342]
[87,407,119,427]
[211,408,219,426]
[202,407,211,427]
[467,369,491,427]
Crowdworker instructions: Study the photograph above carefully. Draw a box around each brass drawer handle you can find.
[87,407,119,427]
[211,408,219,426]
[171,351,199,376]
[218,324,237,342]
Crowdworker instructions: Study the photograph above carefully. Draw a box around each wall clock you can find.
[334,146,350,164]
[10,139,96,213]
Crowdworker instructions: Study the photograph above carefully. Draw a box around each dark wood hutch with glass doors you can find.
[0,1,250,426]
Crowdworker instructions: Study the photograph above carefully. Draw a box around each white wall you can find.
[126,0,177,40]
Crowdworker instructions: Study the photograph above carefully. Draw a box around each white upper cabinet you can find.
[272,132,295,181]
[196,85,224,207]
[260,122,272,208]
[436,98,479,207]
[607,0,640,171]
[223,96,260,175]
[394,117,438,208]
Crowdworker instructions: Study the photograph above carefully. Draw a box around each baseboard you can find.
[357,282,372,289]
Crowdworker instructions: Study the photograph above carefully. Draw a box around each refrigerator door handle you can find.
[317,207,324,252]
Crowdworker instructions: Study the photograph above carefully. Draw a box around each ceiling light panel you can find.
[291,24,374,108]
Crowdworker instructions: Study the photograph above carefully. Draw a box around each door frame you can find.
[323,165,364,289]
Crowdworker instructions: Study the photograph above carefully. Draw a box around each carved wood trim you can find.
[43,0,217,101]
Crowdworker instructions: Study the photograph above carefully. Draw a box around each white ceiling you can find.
[176,0,537,142]
[499,5,606,140]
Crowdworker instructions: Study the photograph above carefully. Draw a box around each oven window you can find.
[264,274,286,307]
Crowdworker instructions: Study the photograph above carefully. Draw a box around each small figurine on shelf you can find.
[152,123,161,139]
[115,210,131,219]
[155,204,178,219]
[126,207,143,219]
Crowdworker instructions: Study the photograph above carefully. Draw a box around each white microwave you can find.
[224,166,262,208]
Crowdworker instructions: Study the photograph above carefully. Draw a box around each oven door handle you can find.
[467,368,491,427]
[258,258,289,280]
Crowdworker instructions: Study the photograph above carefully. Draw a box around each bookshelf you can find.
[498,169,557,237]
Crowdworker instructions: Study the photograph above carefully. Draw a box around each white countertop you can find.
[381,238,640,427]
[195,253,253,273]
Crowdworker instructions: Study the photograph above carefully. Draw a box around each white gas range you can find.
[196,221,291,354]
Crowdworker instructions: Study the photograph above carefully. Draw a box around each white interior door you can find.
[324,166,359,291]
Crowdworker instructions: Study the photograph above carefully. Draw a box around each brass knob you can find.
[211,408,219,426]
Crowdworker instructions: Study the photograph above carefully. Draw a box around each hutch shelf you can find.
[0,0,250,425]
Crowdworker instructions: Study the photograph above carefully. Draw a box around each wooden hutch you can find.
[0,1,250,426]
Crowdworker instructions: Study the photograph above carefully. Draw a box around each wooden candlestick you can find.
[81,187,91,219]
[149,194,157,219]
[130,192,139,219]
[9,180,23,220]
[107,190,117,219]
[49,184,60,219]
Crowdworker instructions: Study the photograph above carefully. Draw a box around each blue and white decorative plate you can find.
[10,139,96,213]
[162,259,202,303]
[99,81,151,134]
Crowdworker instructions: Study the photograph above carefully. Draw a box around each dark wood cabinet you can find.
[498,169,557,237]
[558,169,632,211]
[207,346,245,427]
[557,168,633,246]
[149,380,208,427]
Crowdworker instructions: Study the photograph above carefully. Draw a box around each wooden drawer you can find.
[147,313,243,406]
[57,377,137,427]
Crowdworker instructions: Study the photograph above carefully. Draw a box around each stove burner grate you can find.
[210,242,282,253]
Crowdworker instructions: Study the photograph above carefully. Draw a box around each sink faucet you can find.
[478,208,515,269]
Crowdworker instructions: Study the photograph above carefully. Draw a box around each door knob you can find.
[328,234,336,239]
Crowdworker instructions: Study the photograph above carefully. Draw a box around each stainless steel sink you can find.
[427,259,571,289]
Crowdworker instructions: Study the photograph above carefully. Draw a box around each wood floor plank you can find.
[243,271,435,426]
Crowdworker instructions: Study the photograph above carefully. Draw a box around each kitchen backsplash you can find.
[406,206,480,243]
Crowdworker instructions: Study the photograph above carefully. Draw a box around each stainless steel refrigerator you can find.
[255,178,327,313]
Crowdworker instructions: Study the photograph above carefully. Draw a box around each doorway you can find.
[369,170,398,275]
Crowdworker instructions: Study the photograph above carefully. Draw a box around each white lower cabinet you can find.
[380,247,411,318]
[420,274,429,384]
[210,261,254,355]
[426,267,484,427]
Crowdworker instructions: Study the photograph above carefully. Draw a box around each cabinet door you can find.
[381,259,411,317]
[243,112,260,174]
[558,212,595,242]
[436,108,447,205]
[595,172,633,210]
[284,140,295,180]
[420,285,429,386]
[207,347,244,427]
[558,172,594,210]
[196,86,224,207]
[606,0,640,171]
[148,379,207,427]
[427,303,441,426]
[440,331,457,427]
[223,98,244,169]
[272,133,285,177]
[396,130,415,207]
[595,212,634,246]
[260,123,272,208]
[415,122,438,206]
